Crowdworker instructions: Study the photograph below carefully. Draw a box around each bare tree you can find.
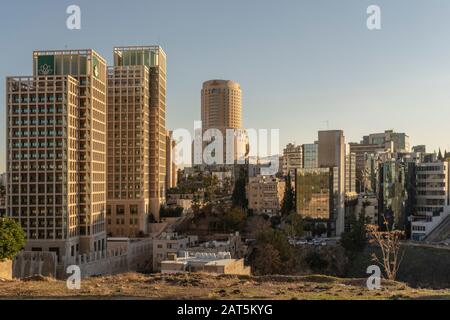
[366,218,405,281]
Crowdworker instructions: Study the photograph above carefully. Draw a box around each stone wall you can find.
[13,252,57,279]
[0,260,13,280]
[74,238,153,278]
[12,238,153,280]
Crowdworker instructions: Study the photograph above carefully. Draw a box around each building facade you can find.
[281,143,302,177]
[345,152,356,194]
[362,130,410,152]
[201,80,242,134]
[166,131,177,190]
[113,46,167,221]
[378,159,408,229]
[247,176,285,215]
[411,161,450,240]
[296,167,339,235]
[106,65,150,237]
[161,251,250,275]
[349,142,386,193]
[201,80,244,164]
[318,130,345,235]
[302,143,318,169]
[152,233,198,271]
[7,49,108,261]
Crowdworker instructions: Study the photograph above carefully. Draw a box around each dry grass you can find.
[0,273,449,300]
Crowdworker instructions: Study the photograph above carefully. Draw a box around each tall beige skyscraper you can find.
[106,65,150,237]
[201,80,242,132]
[6,49,108,261]
[113,46,167,220]
[201,80,244,164]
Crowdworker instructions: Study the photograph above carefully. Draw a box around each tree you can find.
[438,148,444,161]
[251,243,283,275]
[232,167,248,209]
[257,229,293,262]
[249,228,294,275]
[0,218,26,261]
[160,205,184,218]
[223,207,247,232]
[305,250,329,272]
[281,174,295,216]
[366,218,405,281]
[191,194,201,215]
[312,223,327,237]
[282,212,304,239]
[245,215,271,239]
[341,212,368,254]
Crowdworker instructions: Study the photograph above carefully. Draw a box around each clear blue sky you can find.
[1,0,450,172]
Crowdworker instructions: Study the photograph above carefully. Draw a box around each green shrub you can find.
[0,218,26,261]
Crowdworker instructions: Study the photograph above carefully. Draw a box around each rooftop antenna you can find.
[322,120,329,130]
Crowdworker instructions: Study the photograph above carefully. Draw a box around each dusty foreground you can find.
[0,273,449,300]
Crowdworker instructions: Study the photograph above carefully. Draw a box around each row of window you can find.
[11,118,65,126]
[12,141,65,148]
[12,152,66,160]
[10,94,66,103]
[12,129,65,137]
[107,218,139,225]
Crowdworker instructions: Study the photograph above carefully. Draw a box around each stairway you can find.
[424,214,450,243]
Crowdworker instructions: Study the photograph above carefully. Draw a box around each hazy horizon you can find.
[1,0,450,172]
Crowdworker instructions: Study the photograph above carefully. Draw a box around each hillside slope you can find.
[0,273,449,300]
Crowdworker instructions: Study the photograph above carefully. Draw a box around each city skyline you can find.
[2,0,450,173]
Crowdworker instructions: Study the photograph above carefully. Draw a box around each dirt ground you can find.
[0,273,449,300]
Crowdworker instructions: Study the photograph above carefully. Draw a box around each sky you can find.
[1,0,450,172]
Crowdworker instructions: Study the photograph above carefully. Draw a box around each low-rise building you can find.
[160,251,251,275]
[166,193,196,212]
[152,232,199,271]
[247,176,285,215]
[189,232,246,258]
[282,143,303,177]
[411,161,450,241]
[362,130,410,152]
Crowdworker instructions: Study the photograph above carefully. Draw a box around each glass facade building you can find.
[296,167,339,231]
[378,159,408,229]
[302,143,318,169]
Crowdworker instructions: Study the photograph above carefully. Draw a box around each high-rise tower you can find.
[106,65,150,237]
[201,80,245,164]
[7,49,108,261]
[113,46,167,220]
[318,130,346,236]
[201,80,242,133]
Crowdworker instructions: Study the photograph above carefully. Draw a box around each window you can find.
[116,205,125,215]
